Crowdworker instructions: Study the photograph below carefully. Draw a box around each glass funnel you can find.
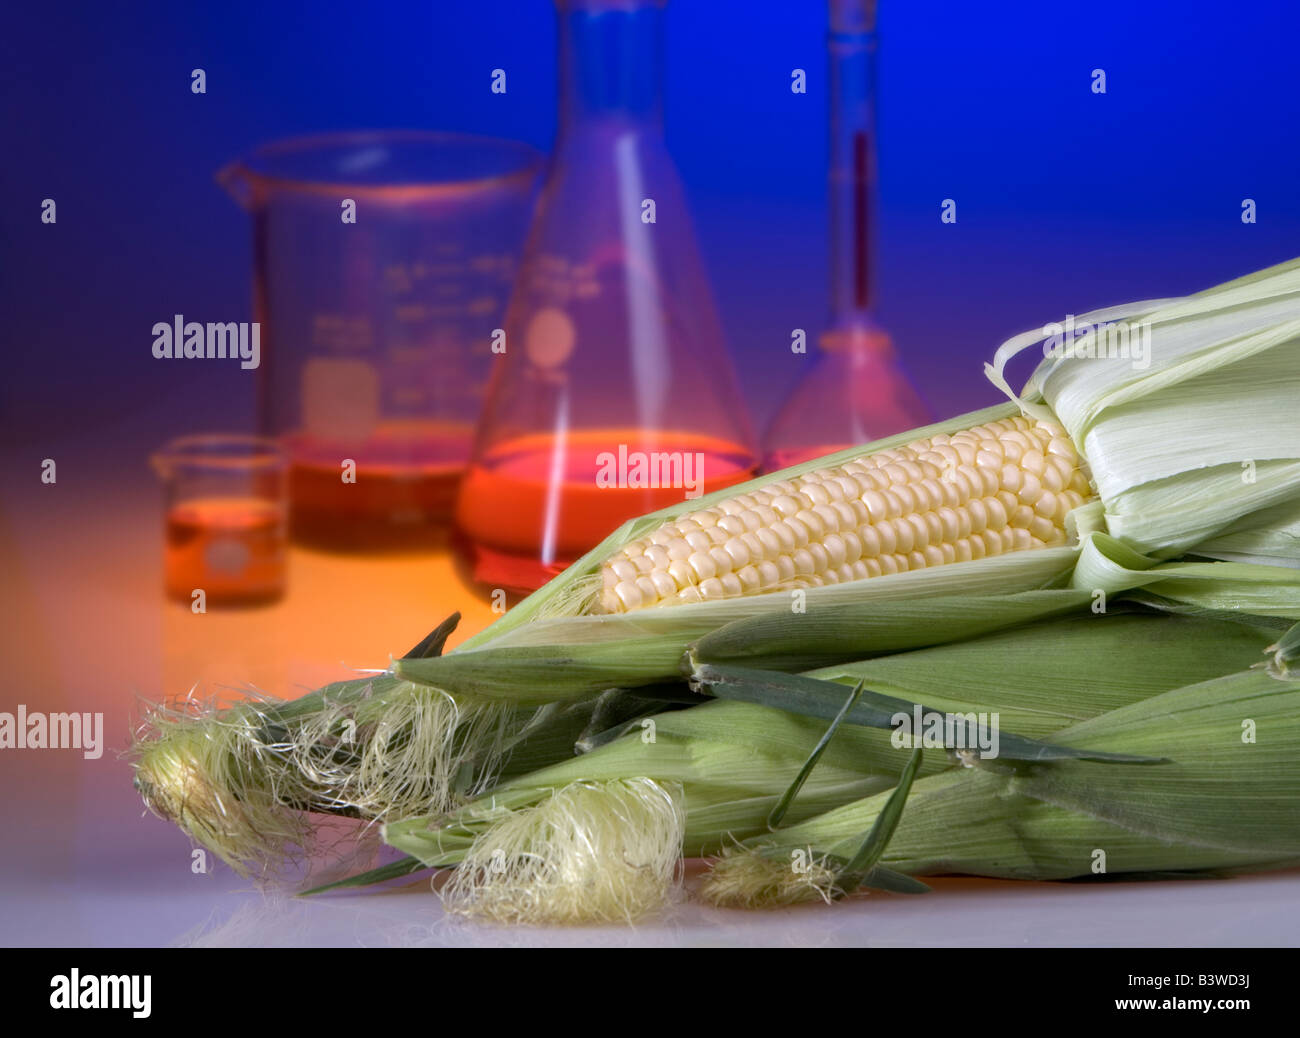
[219,131,541,551]
[456,0,757,591]
[762,0,930,471]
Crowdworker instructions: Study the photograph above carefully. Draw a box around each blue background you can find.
[3,0,1298,450]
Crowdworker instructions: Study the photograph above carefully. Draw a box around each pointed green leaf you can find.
[299,855,427,896]
[767,680,865,831]
[834,745,924,895]
[404,611,462,659]
[693,663,1168,764]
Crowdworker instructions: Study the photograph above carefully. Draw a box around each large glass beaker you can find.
[456,0,757,591]
[220,131,541,550]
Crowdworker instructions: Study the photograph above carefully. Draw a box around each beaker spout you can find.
[215,161,253,209]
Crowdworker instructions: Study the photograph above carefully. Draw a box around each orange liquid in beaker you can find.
[285,423,470,550]
[164,497,287,606]
[456,429,756,591]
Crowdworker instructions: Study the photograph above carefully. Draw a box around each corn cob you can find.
[598,416,1093,612]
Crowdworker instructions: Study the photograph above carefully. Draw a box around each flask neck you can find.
[828,0,880,322]
[556,1,665,131]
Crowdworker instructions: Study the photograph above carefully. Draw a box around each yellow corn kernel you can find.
[596,415,1094,613]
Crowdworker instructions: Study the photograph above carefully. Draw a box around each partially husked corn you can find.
[598,415,1094,613]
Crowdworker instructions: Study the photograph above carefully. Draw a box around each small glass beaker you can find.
[151,435,288,607]
[219,131,541,550]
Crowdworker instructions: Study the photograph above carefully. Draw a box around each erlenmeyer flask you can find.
[457,0,757,591]
[762,0,930,471]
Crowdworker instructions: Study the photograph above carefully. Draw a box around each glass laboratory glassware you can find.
[456,0,758,592]
[761,0,930,472]
[151,435,288,607]
[219,131,541,551]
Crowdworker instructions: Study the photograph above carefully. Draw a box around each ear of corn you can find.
[396,258,1300,697]
[452,402,1029,648]
[596,414,1090,612]
[134,258,1300,886]
[382,610,1285,880]
[451,258,1300,647]
[394,546,1300,705]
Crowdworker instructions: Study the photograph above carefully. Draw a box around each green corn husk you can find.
[989,258,1300,561]
[705,663,1300,907]
[130,637,640,878]
[133,258,1300,877]
[376,610,1289,918]
[402,256,1300,683]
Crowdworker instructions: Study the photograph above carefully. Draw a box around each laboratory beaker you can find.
[150,435,288,607]
[761,0,930,471]
[456,0,758,591]
[219,131,541,551]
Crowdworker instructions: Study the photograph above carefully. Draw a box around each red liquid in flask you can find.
[456,429,756,592]
[164,497,287,606]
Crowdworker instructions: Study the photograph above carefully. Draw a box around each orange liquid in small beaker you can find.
[285,423,469,550]
[164,497,287,606]
[456,429,756,591]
